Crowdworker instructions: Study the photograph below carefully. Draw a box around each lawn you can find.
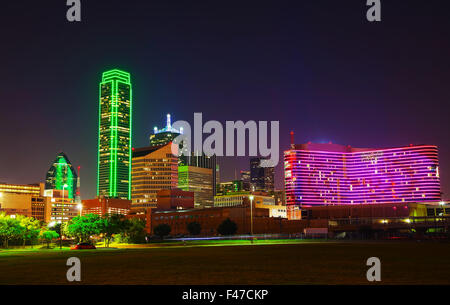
[0,240,449,285]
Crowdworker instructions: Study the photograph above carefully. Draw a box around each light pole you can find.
[60,183,68,249]
[439,201,445,216]
[249,195,254,243]
[77,204,83,217]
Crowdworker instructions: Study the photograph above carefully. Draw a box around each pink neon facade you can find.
[284,143,441,207]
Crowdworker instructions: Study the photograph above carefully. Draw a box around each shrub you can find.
[217,218,237,236]
[154,224,171,239]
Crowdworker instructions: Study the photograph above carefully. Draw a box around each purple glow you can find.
[284,143,441,207]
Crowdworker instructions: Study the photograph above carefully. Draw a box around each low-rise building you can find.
[156,189,194,211]
[82,197,131,216]
[0,183,50,222]
[43,189,77,222]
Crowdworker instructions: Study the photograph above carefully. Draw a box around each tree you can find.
[100,214,127,247]
[0,213,24,248]
[187,221,201,236]
[66,214,102,243]
[217,218,237,236]
[154,224,171,239]
[17,215,41,247]
[124,218,147,243]
[40,230,59,248]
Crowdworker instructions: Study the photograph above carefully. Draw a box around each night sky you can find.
[1,0,449,200]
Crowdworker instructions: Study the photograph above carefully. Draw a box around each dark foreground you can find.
[1,241,449,285]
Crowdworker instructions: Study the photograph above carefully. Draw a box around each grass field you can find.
[0,240,449,285]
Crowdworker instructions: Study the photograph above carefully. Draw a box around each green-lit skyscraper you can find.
[97,69,132,199]
[45,152,78,199]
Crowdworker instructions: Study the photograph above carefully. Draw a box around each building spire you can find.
[290,130,295,149]
[166,113,171,130]
[75,166,81,203]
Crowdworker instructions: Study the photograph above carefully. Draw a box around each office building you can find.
[284,143,441,208]
[156,189,194,210]
[97,69,132,200]
[0,183,49,221]
[82,197,131,216]
[250,157,274,192]
[217,180,243,195]
[43,189,77,222]
[180,153,218,195]
[131,143,178,209]
[45,152,77,199]
[178,165,214,208]
[241,170,251,191]
[214,192,275,208]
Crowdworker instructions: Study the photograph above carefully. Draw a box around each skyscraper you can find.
[131,143,179,209]
[97,69,132,200]
[178,165,214,208]
[45,152,78,199]
[240,170,251,191]
[149,114,181,146]
[250,157,274,193]
[179,153,218,195]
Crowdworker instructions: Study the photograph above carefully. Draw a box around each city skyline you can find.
[1,1,449,200]
[1,0,450,289]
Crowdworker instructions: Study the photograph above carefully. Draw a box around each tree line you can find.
[153,218,238,238]
[0,212,146,248]
[0,212,240,249]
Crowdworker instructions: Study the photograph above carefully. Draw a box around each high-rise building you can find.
[217,180,243,195]
[131,143,178,209]
[178,165,214,208]
[240,170,251,191]
[45,152,77,199]
[250,157,274,193]
[75,166,81,204]
[149,114,181,146]
[180,153,218,195]
[97,69,132,200]
[284,143,441,207]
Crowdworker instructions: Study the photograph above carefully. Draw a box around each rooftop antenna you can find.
[75,166,81,204]
[166,113,171,130]
[290,130,295,149]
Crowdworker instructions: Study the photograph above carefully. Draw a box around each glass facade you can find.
[45,152,77,199]
[250,157,274,193]
[178,165,214,208]
[97,69,132,199]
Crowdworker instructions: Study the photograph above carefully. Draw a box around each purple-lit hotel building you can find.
[284,143,441,208]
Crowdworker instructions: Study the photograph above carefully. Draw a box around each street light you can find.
[77,204,83,217]
[249,195,254,243]
[59,184,68,249]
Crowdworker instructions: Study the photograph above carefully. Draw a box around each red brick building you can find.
[150,204,310,235]
[156,189,194,211]
[82,197,131,216]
